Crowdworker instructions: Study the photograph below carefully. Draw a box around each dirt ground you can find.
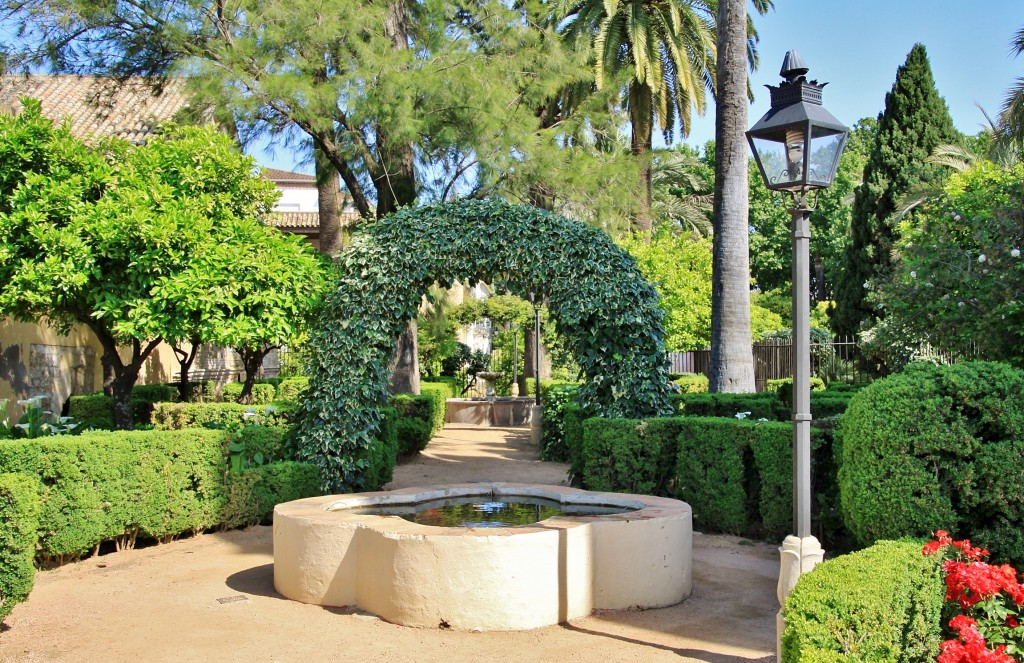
[0,425,779,663]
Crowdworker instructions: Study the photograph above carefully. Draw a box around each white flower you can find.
[863,281,869,289]
[1012,248,1020,258]
[910,271,917,278]
[953,213,962,221]
[978,254,987,263]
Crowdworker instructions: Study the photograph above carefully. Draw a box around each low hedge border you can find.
[419,381,453,434]
[0,429,321,563]
[152,402,294,430]
[782,539,943,662]
[0,473,41,621]
[577,415,832,539]
[221,382,277,405]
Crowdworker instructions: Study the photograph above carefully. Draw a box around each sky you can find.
[256,0,1023,173]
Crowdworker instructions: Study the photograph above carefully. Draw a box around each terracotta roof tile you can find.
[268,210,361,230]
[0,74,199,143]
[262,167,316,183]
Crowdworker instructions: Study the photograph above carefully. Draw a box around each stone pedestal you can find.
[530,405,543,446]
[777,534,824,660]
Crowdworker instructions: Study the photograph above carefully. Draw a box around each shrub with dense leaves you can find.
[577,415,834,539]
[152,402,293,430]
[276,377,310,402]
[781,540,944,662]
[418,381,453,434]
[839,362,1024,563]
[222,382,276,405]
[0,473,40,621]
[0,429,320,563]
[540,384,581,462]
[670,373,709,394]
[294,199,672,491]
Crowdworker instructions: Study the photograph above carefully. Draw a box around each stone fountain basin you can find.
[273,483,692,630]
[445,397,535,426]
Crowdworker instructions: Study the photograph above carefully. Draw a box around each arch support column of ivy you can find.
[295,199,672,491]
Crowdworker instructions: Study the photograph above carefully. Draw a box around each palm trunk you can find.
[709,0,755,393]
[629,80,654,236]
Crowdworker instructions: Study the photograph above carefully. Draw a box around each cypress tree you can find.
[831,44,960,336]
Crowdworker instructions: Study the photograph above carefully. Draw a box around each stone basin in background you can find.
[445,397,535,427]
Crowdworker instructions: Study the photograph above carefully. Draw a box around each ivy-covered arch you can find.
[295,199,672,491]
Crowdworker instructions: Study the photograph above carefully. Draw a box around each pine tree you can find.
[831,43,960,336]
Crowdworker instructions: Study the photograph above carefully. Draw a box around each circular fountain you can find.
[273,483,692,630]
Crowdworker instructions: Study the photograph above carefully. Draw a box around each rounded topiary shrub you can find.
[838,361,1024,563]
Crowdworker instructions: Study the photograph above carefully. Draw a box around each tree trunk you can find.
[388,322,421,395]
[236,345,271,404]
[709,0,755,393]
[629,80,654,237]
[381,0,421,395]
[172,339,201,402]
[315,144,344,255]
[376,0,417,219]
[95,335,162,430]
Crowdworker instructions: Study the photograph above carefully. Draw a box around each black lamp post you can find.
[527,292,541,406]
[746,50,847,641]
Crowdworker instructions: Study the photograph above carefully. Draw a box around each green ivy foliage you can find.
[838,361,1024,563]
[294,199,672,492]
[782,540,943,662]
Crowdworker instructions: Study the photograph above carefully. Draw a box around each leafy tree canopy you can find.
[870,160,1024,367]
[0,100,323,424]
[618,228,781,352]
[832,44,961,336]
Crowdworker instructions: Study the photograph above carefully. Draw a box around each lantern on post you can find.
[746,50,848,657]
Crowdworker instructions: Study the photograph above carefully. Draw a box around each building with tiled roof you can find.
[0,74,200,143]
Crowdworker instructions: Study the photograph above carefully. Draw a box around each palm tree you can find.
[1003,26,1024,145]
[555,0,717,235]
[708,0,771,393]
[651,149,714,236]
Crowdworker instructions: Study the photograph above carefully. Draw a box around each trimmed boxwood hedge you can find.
[0,473,40,621]
[577,415,834,539]
[221,382,277,405]
[221,462,321,529]
[276,377,310,402]
[390,394,436,455]
[838,361,1024,563]
[151,402,294,430]
[419,381,453,434]
[581,417,682,496]
[782,539,943,662]
[0,429,321,562]
[675,392,786,420]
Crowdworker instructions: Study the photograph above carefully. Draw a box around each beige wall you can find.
[0,318,179,420]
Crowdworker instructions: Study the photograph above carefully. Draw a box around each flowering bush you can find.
[924,531,1024,661]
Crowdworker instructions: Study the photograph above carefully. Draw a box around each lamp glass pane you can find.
[751,133,805,189]
[808,128,845,186]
